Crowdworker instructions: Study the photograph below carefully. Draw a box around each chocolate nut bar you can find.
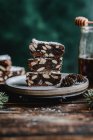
[26,72,61,86]
[8,66,25,77]
[0,66,25,84]
[0,55,12,71]
[28,57,62,72]
[29,39,65,58]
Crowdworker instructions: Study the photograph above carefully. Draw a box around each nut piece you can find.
[31,62,37,66]
[42,46,47,50]
[0,77,3,82]
[56,45,59,48]
[33,44,37,49]
[39,58,46,64]
[37,67,45,72]
[52,60,57,64]
[4,76,8,80]
[43,74,50,79]
[49,53,54,57]
[51,70,60,73]
[51,75,59,79]
[45,53,48,57]
[30,45,36,51]
[46,45,51,49]
[45,81,53,86]
[41,50,46,53]
[56,65,61,69]
[29,80,34,85]
[26,72,29,77]
[32,75,37,80]
[0,66,6,71]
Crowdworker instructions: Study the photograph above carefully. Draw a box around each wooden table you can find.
[0,85,93,140]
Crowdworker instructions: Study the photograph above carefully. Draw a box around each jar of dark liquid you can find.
[79,26,93,87]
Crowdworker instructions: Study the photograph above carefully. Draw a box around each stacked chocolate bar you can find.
[9,66,25,78]
[0,55,12,84]
[26,39,65,86]
[0,55,25,84]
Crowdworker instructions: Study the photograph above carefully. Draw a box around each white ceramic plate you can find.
[5,74,89,97]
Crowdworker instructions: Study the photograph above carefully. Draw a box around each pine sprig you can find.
[0,92,8,108]
[84,89,93,108]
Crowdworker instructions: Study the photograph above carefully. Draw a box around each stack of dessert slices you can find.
[0,55,25,84]
[26,39,65,86]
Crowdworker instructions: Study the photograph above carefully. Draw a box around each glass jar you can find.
[79,26,93,86]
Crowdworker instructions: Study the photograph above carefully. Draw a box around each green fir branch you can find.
[84,89,93,108]
[0,92,8,108]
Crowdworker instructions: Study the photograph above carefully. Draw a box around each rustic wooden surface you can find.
[0,85,93,140]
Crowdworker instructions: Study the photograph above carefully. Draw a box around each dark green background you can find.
[0,0,93,72]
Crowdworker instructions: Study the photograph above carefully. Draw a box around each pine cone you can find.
[60,74,84,87]
[66,74,77,82]
[76,74,84,82]
[66,74,84,82]
[61,77,75,87]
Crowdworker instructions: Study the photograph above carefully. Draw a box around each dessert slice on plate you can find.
[26,72,61,86]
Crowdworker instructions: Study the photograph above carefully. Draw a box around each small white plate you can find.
[5,73,89,97]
